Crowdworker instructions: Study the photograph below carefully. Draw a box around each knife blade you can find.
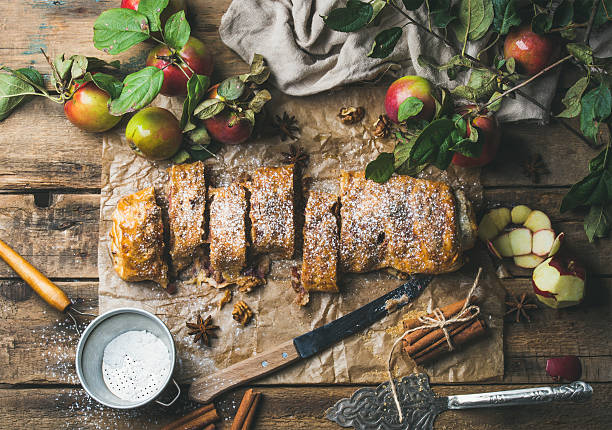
[188,275,432,403]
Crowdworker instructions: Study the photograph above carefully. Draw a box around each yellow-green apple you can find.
[503,25,556,76]
[451,106,501,168]
[532,255,586,308]
[384,75,435,123]
[63,82,121,133]
[146,37,214,96]
[125,107,182,160]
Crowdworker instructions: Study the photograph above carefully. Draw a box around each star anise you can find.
[281,144,309,168]
[272,112,300,141]
[522,153,550,183]
[505,293,539,322]
[186,314,219,346]
[372,114,392,138]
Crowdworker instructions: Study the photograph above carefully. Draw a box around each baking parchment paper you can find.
[98,85,504,384]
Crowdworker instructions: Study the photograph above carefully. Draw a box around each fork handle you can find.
[447,381,592,409]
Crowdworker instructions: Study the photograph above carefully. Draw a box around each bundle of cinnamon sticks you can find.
[231,388,262,430]
[401,296,487,365]
[160,403,220,430]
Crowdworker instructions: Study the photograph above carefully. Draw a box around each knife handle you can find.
[188,339,300,403]
[447,381,592,409]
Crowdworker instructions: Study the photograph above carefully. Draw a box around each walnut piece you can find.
[372,114,392,138]
[338,106,365,124]
[232,300,253,326]
[218,290,232,310]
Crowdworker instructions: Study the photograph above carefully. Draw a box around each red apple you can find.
[384,75,435,123]
[532,255,586,309]
[63,82,121,133]
[146,36,214,96]
[121,0,187,25]
[203,110,253,145]
[451,106,501,168]
[503,25,556,76]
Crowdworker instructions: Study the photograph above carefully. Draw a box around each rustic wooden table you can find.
[0,1,610,429]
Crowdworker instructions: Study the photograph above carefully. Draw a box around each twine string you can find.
[387,267,483,423]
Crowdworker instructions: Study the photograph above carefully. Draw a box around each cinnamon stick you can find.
[241,392,262,430]
[176,409,220,430]
[161,403,216,430]
[231,388,257,430]
[403,318,475,357]
[413,319,487,365]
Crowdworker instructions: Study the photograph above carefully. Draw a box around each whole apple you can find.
[64,82,121,133]
[451,106,501,168]
[125,107,182,160]
[384,75,435,123]
[146,36,214,96]
[203,111,253,145]
[503,25,556,76]
[121,0,187,25]
[532,255,586,309]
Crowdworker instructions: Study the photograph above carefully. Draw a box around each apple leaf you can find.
[217,76,245,101]
[585,205,610,242]
[180,73,210,131]
[78,72,124,100]
[397,97,424,122]
[322,2,373,32]
[240,53,271,84]
[86,57,121,71]
[164,10,191,50]
[556,76,588,119]
[429,0,456,28]
[248,89,272,113]
[567,43,594,65]
[561,169,612,212]
[409,118,455,165]
[194,98,225,120]
[452,0,494,42]
[580,84,611,142]
[69,55,88,80]
[402,0,425,10]
[492,0,521,35]
[109,66,163,115]
[368,27,402,59]
[137,0,169,32]
[532,13,553,34]
[553,0,574,28]
[0,72,35,121]
[2,66,44,89]
[365,152,395,183]
[93,8,150,55]
[54,54,73,80]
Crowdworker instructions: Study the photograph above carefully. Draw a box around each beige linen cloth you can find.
[219,0,558,122]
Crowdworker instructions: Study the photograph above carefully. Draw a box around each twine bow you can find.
[386,267,483,423]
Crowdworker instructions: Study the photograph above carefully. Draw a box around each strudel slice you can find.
[166,161,208,272]
[301,191,339,292]
[110,187,169,288]
[339,171,462,275]
[247,164,295,259]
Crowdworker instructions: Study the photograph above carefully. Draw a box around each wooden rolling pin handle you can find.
[0,238,71,312]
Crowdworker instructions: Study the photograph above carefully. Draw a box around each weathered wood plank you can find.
[0,384,609,429]
[483,188,579,221]
[0,194,99,278]
[1,278,610,386]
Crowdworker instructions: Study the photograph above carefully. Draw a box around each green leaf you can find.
[164,10,190,50]
[487,91,504,111]
[397,97,424,122]
[3,67,44,89]
[556,76,588,118]
[194,98,225,120]
[553,0,573,28]
[580,84,612,142]
[0,73,35,121]
[589,147,611,172]
[492,0,521,35]
[217,76,245,101]
[585,205,610,242]
[90,72,123,99]
[452,0,494,42]
[531,13,553,34]
[86,57,121,71]
[137,0,169,32]
[402,0,425,10]
[369,0,387,22]
[322,2,373,32]
[240,53,271,84]
[54,54,73,80]
[452,68,498,101]
[429,0,456,28]
[248,89,272,113]
[180,73,210,131]
[567,42,593,65]
[93,8,150,55]
[109,66,163,115]
[409,118,455,165]
[189,140,222,161]
[185,126,211,146]
[561,169,612,211]
[172,149,191,164]
[368,27,402,59]
[365,152,395,183]
[70,55,88,79]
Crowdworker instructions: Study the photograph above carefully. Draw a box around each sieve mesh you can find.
[102,330,171,403]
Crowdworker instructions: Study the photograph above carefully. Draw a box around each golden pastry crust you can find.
[339,171,461,274]
[166,161,207,273]
[209,183,248,277]
[110,187,168,288]
[301,191,339,292]
[247,164,295,258]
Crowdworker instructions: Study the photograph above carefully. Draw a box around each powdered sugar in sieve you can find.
[102,330,171,402]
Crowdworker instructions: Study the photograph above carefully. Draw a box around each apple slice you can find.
[514,254,545,268]
[508,228,532,256]
[478,213,500,242]
[489,207,511,231]
[493,233,513,258]
[511,205,532,224]
[548,232,564,257]
[532,256,586,308]
[523,210,551,231]
[532,229,555,256]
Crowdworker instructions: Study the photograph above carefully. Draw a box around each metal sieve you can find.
[76,308,180,409]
